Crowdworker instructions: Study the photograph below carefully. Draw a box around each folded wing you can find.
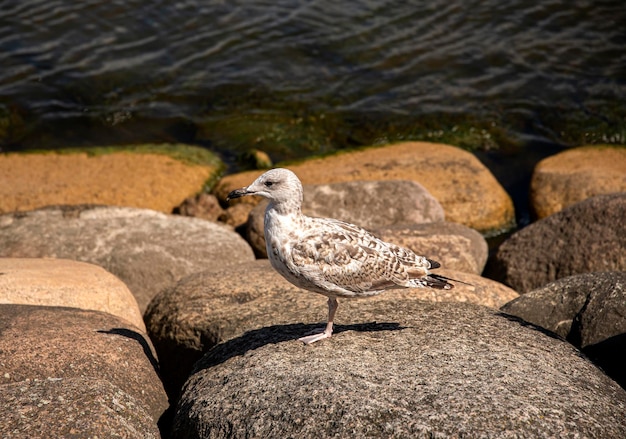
[290,218,437,296]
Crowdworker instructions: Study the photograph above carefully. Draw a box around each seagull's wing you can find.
[290,218,433,295]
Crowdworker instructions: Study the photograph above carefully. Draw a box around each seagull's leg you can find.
[298,297,338,344]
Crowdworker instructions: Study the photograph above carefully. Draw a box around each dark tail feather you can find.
[425,273,473,290]
[426,258,441,269]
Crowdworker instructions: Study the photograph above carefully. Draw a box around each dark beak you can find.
[226,188,251,201]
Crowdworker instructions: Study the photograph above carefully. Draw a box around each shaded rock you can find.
[174,193,225,222]
[0,206,255,311]
[144,260,517,400]
[0,305,168,436]
[490,193,626,293]
[531,145,626,218]
[246,180,445,257]
[215,142,515,234]
[501,272,626,388]
[0,257,145,331]
[239,148,273,169]
[373,222,488,274]
[0,145,223,214]
[220,203,254,228]
[172,301,626,439]
[1,378,161,439]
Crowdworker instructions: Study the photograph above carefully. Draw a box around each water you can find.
[1,0,625,225]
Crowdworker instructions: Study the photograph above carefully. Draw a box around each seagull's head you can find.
[226,168,303,207]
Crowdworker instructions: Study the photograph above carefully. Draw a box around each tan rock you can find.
[214,142,515,234]
[531,145,626,218]
[0,147,221,214]
[0,258,145,331]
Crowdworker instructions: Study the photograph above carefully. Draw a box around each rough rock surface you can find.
[144,260,518,400]
[1,378,161,439]
[0,148,220,214]
[301,180,445,227]
[215,142,515,234]
[490,193,626,293]
[373,222,488,274]
[172,301,626,439]
[220,203,254,228]
[246,180,445,257]
[531,145,626,218]
[501,272,626,388]
[0,257,145,331]
[0,305,168,437]
[0,205,255,311]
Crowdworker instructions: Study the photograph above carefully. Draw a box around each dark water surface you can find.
[1,0,625,224]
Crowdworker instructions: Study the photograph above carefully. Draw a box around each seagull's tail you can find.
[424,273,473,290]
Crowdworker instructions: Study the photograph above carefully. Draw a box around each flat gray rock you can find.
[501,271,626,388]
[172,301,626,438]
[0,205,255,310]
[490,193,626,293]
[247,180,445,257]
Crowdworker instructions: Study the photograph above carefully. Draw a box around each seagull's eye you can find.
[264,181,274,187]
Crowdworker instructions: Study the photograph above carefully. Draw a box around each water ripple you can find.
[0,0,624,153]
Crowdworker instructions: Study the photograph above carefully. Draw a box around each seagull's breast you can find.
[264,209,339,296]
[264,208,309,282]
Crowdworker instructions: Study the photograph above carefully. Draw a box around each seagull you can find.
[227,168,456,344]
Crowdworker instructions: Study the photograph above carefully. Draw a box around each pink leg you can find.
[298,297,338,344]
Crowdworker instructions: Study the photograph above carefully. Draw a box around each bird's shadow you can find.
[194,321,406,371]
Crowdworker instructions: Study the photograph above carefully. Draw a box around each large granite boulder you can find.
[246,180,445,257]
[490,193,626,293]
[0,205,255,311]
[0,305,168,438]
[0,145,223,214]
[144,260,517,400]
[501,272,626,388]
[531,145,626,218]
[300,180,445,226]
[171,301,626,438]
[215,142,515,234]
[0,257,145,330]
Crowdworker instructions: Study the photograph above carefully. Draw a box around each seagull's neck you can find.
[267,199,303,218]
[265,200,305,244]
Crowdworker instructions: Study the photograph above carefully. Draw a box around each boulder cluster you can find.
[0,142,624,438]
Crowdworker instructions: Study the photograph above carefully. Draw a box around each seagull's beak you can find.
[226,187,252,201]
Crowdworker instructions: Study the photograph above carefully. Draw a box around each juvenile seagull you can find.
[227,168,455,344]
